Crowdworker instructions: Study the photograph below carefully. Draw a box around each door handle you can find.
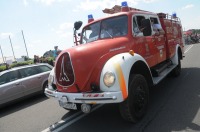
[38,76,41,79]
[15,83,20,85]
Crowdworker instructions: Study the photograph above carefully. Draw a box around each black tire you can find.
[119,74,149,123]
[42,81,48,94]
[171,55,181,77]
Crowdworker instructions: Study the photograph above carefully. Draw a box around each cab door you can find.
[132,15,157,67]
[150,17,166,63]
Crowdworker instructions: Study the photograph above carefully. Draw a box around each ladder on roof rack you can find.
[102,5,149,14]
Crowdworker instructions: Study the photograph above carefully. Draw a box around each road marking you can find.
[41,104,103,132]
[41,111,82,132]
[53,104,103,132]
[184,45,193,53]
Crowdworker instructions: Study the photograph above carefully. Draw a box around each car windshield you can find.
[81,15,128,44]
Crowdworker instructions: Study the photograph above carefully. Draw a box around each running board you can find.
[152,64,177,85]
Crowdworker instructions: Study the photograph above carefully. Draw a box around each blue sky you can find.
[0,0,200,60]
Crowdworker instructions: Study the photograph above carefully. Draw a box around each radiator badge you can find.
[59,56,70,82]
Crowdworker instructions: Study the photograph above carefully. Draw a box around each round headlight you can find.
[103,71,115,87]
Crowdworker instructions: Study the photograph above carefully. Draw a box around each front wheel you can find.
[119,74,149,123]
[42,81,48,94]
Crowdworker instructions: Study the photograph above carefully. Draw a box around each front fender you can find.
[100,52,150,100]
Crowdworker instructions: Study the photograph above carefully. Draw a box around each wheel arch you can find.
[100,53,153,94]
[171,44,183,65]
[130,60,153,87]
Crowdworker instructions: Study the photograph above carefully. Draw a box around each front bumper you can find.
[45,88,124,104]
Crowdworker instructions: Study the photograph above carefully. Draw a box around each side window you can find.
[9,71,20,82]
[133,16,140,34]
[19,67,39,77]
[19,69,29,78]
[150,17,162,33]
[0,71,20,85]
[36,65,52,73]
[0,73,9,85]
[136,16,146,30]
[132,15,146,36]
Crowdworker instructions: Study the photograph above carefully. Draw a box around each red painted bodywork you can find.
[55,10,184,93]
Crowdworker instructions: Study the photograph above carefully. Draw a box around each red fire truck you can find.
[45,2,184,123]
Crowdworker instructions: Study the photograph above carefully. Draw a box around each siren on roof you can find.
[172,12,177,18]
[88,14,94,23]
[121,1,129,12]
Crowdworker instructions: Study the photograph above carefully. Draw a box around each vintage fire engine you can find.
[45,2,184,123]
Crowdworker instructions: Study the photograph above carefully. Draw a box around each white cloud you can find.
[34,0,70,6]
[182,4,194,10]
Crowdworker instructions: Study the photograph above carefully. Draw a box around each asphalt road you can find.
[0,44,200,132]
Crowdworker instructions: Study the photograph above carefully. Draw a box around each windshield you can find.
[81,15,128,44]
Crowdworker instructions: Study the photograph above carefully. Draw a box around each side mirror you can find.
[141,19,152,36]
[74,21,83,30]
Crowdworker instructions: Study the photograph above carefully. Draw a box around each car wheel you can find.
[42,81,48,94]
[119,74,149,123]
[171,55,181,77]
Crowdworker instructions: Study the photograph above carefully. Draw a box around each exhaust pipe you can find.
[81,104,92,114]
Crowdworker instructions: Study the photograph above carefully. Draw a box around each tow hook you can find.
[81,104,92,114]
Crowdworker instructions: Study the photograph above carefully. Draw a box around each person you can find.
[34,55,38,64]
[53,46,58,59]
[150,18,165,35]
[139,18,146,32]
[101,22,113,38]
[150,18,159,31]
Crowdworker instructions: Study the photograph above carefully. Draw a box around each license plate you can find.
[59,101,77,110]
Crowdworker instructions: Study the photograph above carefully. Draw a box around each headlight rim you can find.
[103,71,116,87]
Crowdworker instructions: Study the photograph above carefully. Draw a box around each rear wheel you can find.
[171,55,181,77]
[119,74,149,123]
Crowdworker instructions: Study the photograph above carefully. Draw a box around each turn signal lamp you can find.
[88,14,94,23]
[121,1,129,12]
[129,50,134,56]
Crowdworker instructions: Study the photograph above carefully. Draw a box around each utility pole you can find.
[0,45,5,63]
[9,35,16,61]
[21,30,29,58]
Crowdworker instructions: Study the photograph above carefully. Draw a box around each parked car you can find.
[0,63,53,107]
